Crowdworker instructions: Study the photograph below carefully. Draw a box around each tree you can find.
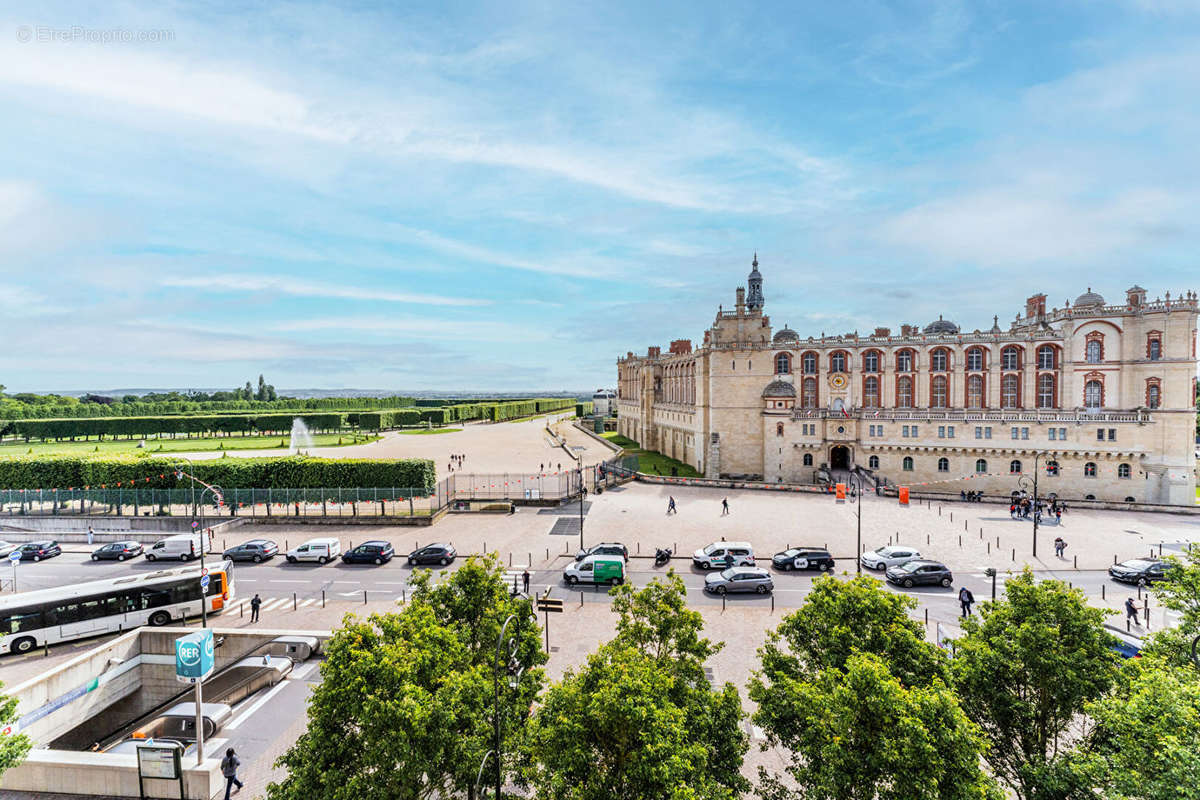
[524,574,747,800]
[950,570,1118,800]
[267,555,544,800]
[256,374,268,401]
[1143,545,1200,666]
[0,681,31,777]
[1085,657,1200,800]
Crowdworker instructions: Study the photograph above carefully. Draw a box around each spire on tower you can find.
[746,253,764,311]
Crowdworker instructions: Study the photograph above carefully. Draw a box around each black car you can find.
[575,542,629,561]
[771,547,835,572]
[18,541,62,562]
[223,539,280,563]
[91,541,143,561]
[407,543,457,566]
[1109,558,1173,585]
[343,540,395,565]
[885,559,953,588]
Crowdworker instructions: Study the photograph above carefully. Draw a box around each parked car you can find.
[885,560,953,588]
[343,540,395,565]
[0,541,17,558]
[91,541,143,561]
[17,541,62,562]
[1109,558,1173,585]
[286,538,341,564]
[222,539,279,563]
[704,567,774,595]
[860,545,922,571]
[146,534,203,562]
[407,543,457,566]
[692,541,755,570]
[564,555,624,586]
[575,542,628,561]
[771,547,834,572]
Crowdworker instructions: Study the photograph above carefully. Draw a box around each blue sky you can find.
[1,0,1197,392]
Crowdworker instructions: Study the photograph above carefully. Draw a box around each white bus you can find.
[0,561,235,656]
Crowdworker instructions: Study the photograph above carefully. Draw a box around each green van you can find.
[564,555,625,586]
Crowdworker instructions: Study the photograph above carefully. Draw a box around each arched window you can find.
[863,376,880,407]
[868,455,879,469]
[975,458,987,474]
[1001,374,1020,408]
[802,352,817,374]
[967,375,984,409]
[1001,346,1020,370]
[863,351,880,373]
[775,353,791,375]
[896,350,914,372]
[897,376,913,408]
[776,422,784,437]
[1010,459,1022,474]
[1084,379,1102,409]
[1046,460,1060,476]
[937,457,949,472]
[931,375,949,408]
[966,348,984,371]
[931,349,948,372]
[1037,346,1056,370]
[803,453,813,466]
[1146,378,1161,409]
[902,456,914,471]
[1118,463,1131,479]
[1037,373,1056,408]
[830,351,847,373]
[802,378,818,408]
[1085,339,1102,364]
[1084,461,1097,477]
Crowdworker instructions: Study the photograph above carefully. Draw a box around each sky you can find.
[1,0,1198,393]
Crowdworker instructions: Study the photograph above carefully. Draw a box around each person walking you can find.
[220,748,243,799]
[1055,507,1062,525]
[721,497,730,516]
[667,496,677,515]
[522,569,530,595]
[959,586,975,617]
[1125,597,1140,626]
[250,594,261,623]
[726,551,736,570]
[87,525,95,545]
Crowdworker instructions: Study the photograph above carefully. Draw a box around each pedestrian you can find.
[667,496,677,515]
[959,586,975,617]
[540,462,543,472]
[557,462,561,471]
[726,551,736,570]
[87,525,94,545]
[721,497,730,516]
[960,490,966,501]
[250,593,261,623]
[1056,508,1062,524]
[522,569,530,594]
[1009,503,1017,519]
[221,748,243,799]
[1125,597,1140,626]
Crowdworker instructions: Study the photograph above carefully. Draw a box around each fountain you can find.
[288,417,314,455]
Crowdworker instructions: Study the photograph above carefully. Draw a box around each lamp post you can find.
[478,605,534,799]
[174,460,223,629]
[1015,452,1043,559]
[578,462,586,551]
[846,471,864,575]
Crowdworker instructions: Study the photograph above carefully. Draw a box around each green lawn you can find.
[0,432,379,457]
[601,432,701,477]
[398,428,462,435]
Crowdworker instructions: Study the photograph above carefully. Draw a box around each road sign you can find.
[200,567,209,576]
[537,597,564,613]
[8,551,20,564]
[175,630,214,684]
[199,574,210,590]
[191,521,199,529]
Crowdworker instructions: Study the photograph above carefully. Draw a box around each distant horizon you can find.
[5,387,607,398]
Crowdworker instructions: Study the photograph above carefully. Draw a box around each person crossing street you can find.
[250,593,262,623]
[959,586,975,617]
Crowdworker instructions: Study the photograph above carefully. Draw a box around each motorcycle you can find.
[654,548,672,567]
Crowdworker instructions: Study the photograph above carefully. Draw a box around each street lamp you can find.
[577,462,586,551]
[845,471,864,575]
[477,606,534,799]
[174,460,223,629]
[1015,452,1043,559]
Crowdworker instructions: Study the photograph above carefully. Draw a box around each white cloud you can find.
[270,316,547,340]
[160,274,490,306]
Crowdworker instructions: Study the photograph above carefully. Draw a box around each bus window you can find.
[139,588,171,610]
[2,611,43,635]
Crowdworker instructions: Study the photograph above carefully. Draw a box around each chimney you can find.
[647,346,661,359]
[1025,294,1046,319]
[873,327,891,338]
[669,339,692,355]
[900,324,914,337]
[735,287,746,313]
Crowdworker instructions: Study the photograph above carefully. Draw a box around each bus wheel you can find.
[149,611,171,627]
[12,637,35,655]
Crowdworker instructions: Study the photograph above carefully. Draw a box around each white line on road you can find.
[225,680,291,729]
[268,579,308,584]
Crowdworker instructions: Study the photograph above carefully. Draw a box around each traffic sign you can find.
[191,521,199,529]
[200,567,209,576]
[199,574,210,590]
[8,551,20,564]
[537,597,564,613]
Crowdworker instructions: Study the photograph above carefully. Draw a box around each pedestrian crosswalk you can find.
[504,566,531,595]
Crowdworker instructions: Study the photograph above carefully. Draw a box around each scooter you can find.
[654,548,672,567]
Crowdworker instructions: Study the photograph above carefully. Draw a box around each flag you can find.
[841,406,850,418]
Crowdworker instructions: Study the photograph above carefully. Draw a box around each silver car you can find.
[704,566,774,595]
[860,545,921,571]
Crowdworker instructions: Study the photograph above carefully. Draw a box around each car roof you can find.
[245,539,273,545]
[905,559,946,567]
[362,540,390,546]
[710,541,752,548]
[25,540,55,546]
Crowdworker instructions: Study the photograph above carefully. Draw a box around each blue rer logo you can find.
[178,642,202,667]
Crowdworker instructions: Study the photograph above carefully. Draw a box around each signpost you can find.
[536,590,563,650]
[9,550,20,593]
[175,630,214,767]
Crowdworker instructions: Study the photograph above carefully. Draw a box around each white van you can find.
[286,538,341,564]
[145,534,204,562]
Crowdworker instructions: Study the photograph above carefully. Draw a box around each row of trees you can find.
[3,412,349,442]
[266,551,1200,800]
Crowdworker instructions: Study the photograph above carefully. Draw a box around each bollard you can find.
[722,593,726,612]
[1127,618,1131,632]
[924,608,928,625]
[293,593,297,611]
[285,539,288,550]
[44,642,49,658]
[1102,584,1106,600]
[958,535,962,547]
[546,548,550,561]
[509,552,512,567]
[363,590,367,605]
[950,512,953,522]
[1114,554,1118,565]
[402,589,406,604]
[637,543,640,554]
[579,592,584,607]
[987,542,990,554]
[964,519,968,530]
[528,553,532,568]
[240,601,243,618]
[771,594,775,613]
[939,506,941,516]
[1074,555,1077,569]
[1138,584,1142,599]
[927,534,930,545]
[1011,548,1015,561]
[997,535,1000,547]
[322,590,326,608]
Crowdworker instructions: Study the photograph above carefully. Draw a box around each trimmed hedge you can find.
[575,402,594,416]
[357,398,576,429]
[5,413,347,441]
[0,396,418,420]
[0,455,436,490]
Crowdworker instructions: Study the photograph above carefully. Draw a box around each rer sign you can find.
[175,630,214,684]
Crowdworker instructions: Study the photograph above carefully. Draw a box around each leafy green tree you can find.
[1085,657,1200,800]
[524,574,747,800]
[950,570,1117,800]
[267,555,544,800]
[1143,546,1200,666]
[0,681,32,776]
